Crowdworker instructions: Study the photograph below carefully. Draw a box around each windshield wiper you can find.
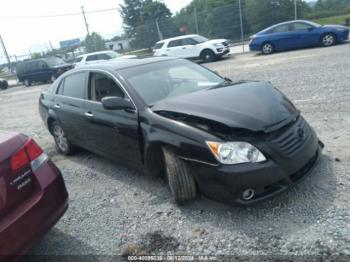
[208,79,256,90]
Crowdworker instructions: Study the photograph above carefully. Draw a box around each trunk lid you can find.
[0,132,36,218]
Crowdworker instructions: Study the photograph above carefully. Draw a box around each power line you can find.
[0,7,119,19]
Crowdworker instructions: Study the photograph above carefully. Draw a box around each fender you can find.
[139,109,220,174]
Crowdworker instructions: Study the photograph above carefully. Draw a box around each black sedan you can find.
[39,57,323,205]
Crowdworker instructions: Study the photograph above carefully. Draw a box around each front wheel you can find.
[51,121,75,155]
[162,147,197,204]
[261,42,274,55]
[201,50,216,63]
[321,34,336,47]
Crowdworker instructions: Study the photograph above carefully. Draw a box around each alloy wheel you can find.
[262,43,273,54]
[53,124,68,152]
[322,34,335,46]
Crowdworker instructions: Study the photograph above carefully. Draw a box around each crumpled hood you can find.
[152,81,298,132]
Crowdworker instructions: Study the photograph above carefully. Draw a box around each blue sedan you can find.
[249,20,349,54]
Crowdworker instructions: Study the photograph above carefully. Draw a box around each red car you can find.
[0,131,68,259]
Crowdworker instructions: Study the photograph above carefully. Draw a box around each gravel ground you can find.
[1,44,349,261]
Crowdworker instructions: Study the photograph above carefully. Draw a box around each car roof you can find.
[156,34,201,44]
[72,56,178,71]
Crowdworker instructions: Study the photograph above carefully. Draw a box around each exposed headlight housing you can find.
[214,43,224,47]
[206,141,266,165]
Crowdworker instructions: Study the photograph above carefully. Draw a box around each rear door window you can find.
[60,72,87,99]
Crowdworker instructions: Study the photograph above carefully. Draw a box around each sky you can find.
[0,0,192,61]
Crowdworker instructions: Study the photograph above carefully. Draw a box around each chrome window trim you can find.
[55,68,138,111]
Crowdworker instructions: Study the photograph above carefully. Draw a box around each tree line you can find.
[84,0,350,52]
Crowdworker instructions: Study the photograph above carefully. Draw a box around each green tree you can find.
[84,32,106,52]
[173,0,249,40]
[307,0,350,18]
[120,0,175,49]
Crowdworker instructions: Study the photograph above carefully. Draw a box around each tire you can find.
[201,49,216,63]
[162,147,197,204]
[321,33,336,47]
[261,42,274,55]
[51,121,75,155]
[24,79,31,87]
[0,81,7,90]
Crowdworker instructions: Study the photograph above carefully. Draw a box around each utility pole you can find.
[155,18,163,41]
[0,34,11,70]
[81,5,90,36]
[238,0,245,53]
[294,0,298,20]
[194,8,199,34]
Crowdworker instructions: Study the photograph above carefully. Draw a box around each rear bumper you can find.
[0,160,68,259]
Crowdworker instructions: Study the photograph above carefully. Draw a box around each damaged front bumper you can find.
[184,119,323,205]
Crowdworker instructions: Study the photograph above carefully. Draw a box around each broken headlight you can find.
[206,141,266,165]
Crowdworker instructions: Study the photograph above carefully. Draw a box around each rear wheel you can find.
[201,49,216,63]
[321,33,336,47]
[24,79,31,87]
[51,121,75,155]
[261,42,274,55]
[162,147,197,204]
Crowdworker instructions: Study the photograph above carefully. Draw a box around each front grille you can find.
[268,116,312,157]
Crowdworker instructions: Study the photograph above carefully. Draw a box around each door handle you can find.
[84,112,94,117]
[54,104,60,109]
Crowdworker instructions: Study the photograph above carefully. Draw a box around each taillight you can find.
[25,139,43,161]
[11,138,47,173]
[11,148,29,173]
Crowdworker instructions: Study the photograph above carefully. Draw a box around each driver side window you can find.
[89,72,125,102]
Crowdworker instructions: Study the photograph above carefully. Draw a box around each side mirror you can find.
[101,96,134,110]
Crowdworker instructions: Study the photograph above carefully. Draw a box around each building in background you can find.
[105,38,134,52]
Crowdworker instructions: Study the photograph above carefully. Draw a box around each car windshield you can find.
[192,35,209,44]
[105,51,122,59]
[45,57,66,66]
[119,60,225,105]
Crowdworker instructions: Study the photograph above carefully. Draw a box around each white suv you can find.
[74,51,136,67]
[153,34,230,62]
